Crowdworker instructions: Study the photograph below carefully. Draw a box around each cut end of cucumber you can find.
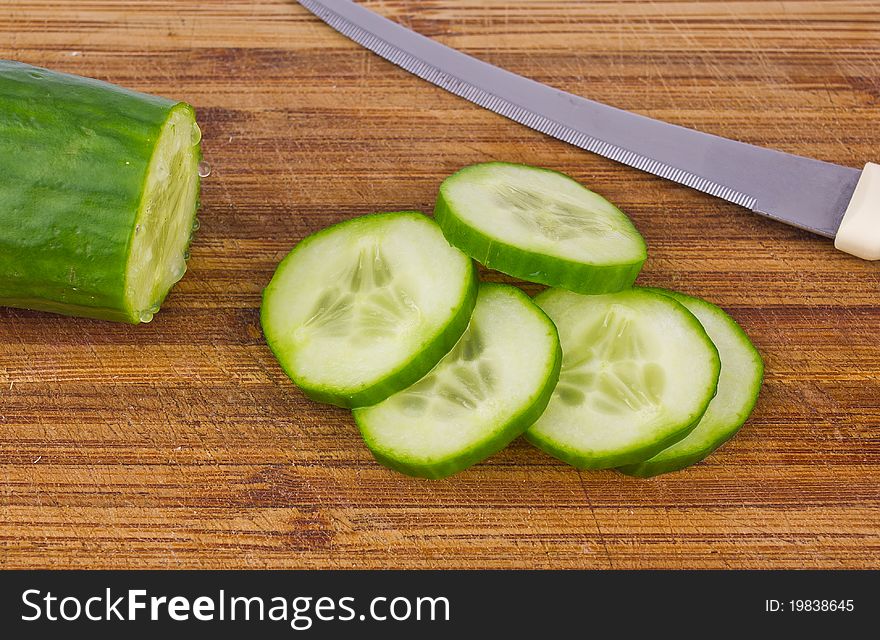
[124,104,201,322]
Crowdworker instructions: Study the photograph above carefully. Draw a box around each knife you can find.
[297,0,880,260]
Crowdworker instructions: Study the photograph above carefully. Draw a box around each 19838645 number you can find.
[791,600,853,612]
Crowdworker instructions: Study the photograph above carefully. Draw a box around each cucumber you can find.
[261,212,478,408]
[524,288,720,469]
[618,289,763,477]
[354,283,561,478]
[0,60,201,323]
[434,162,646,294]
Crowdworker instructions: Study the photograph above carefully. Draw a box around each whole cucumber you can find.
[0,60,201,323]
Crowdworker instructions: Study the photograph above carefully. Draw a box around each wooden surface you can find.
[1,0,879,569]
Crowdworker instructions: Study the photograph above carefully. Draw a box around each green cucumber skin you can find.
[617,288,764,478]
[524,288,721,470]
[260,211,480,409]
[434,163,646,294]
[524,408,708,471]
[0,60,198,323]
[354,283,563,479]
[617,445,721,478]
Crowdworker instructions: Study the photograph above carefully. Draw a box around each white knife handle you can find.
[835,162,880,260]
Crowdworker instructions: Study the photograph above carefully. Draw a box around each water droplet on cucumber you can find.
[198,161,211,178]
[191,218,200,232]
[171,261,186,281]
[139,310,154,323]
[191,122,202,146]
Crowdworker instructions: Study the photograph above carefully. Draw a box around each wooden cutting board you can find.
[1,0,878,569]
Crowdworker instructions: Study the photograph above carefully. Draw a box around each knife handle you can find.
[835,162,880,260]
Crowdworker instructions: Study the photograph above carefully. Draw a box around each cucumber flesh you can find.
[126,107,201,322]
[435,162,646,294]
[618,289,763,477]
[525,288,721,469]
[0,61,200,323]
[261,212,478,408]
[354,283,561,478]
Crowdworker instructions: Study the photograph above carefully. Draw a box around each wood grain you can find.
[1,0,879,569]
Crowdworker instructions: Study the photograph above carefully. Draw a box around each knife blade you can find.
[297,0,880,260]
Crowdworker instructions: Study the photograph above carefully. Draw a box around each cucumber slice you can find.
[524,288,720,469]
[354,283,561,479]
[434,162,646,294]
[0,61,201,323]
[618,289,763,477]
[261,212,478,408]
